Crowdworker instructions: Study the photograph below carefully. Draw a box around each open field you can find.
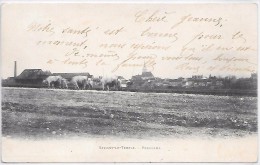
[2,87,258,139]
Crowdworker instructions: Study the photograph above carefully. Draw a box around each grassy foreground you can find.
[2,87,257,139]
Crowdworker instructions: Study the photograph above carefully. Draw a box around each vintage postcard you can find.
[1,2,258,162]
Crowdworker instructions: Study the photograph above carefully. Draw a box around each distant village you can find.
[2,61,257,96]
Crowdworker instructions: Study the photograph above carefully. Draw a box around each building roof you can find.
[169,79,183,82]
[142,62,148,73]
[16,69,51,80]
[52,72,91,79]
[192,75,203,79]
[141,71,154,78]
[117,76,125,80]
[132,75,142,79]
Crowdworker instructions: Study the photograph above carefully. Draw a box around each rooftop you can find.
[16,69,51,79]
[52,73,91,80]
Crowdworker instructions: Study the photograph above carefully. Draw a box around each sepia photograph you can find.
[1,2,258,162]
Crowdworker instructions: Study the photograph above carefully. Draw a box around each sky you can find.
[1,3,258,79]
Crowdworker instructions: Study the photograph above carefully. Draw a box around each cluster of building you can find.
[3,68,96,88]
[129,64,257,90]
[2,61,257,91]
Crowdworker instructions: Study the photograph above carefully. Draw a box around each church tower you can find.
[141,61,154,79]
[142,62,148,73]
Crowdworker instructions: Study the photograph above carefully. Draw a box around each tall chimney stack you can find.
[14,61,17,77]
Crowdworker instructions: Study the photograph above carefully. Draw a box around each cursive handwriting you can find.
[36,39,88,48]
[62,27,91,37]
[171,14,224,29]
[112,51,157,72]
[24,6,256,77]
[27,21,55,35]
[104,27,125,35]
[140,27,178,42]
[135,10,174,23]
[65,48,119,60]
